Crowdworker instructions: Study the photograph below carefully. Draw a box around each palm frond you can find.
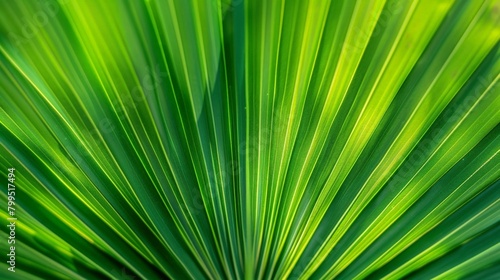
[0,0,499,279]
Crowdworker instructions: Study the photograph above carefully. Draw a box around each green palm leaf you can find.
[0,0,499,279]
